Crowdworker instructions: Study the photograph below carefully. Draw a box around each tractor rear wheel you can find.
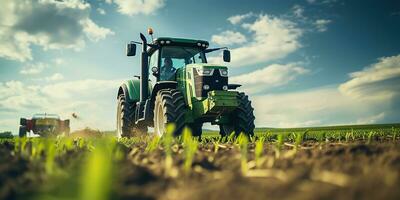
[19,126,27,137]
[153,89,186,136]
[116,94,147,138]
[219,92,255,137]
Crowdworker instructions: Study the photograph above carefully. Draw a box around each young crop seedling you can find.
[182,128,198,174]
[295,132,304,151]
[162,124,175,176]
[367,131,375,144]
[213,140,220,154]
[255,137,265,168]
[145,135,160,153]
[237,133,249,175]
[275,134,284,159]
[80,139,114,200]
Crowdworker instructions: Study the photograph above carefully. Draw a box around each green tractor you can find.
[116,29,255,137]
[19,113,70,137]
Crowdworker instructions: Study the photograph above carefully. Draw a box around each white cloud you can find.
[81,19,115,42]
[0,81,50,112]
[210,14,303,67]
[97,8,106,15]
[53,58,65,65]
[20,63,48,75]
[45,73,64,81]
[0,79,124,132]
[250,54,400,128]
[339,54,400,100]
[211,31,247,46]
[307,0,338,4]
[227,12,254,25]
[41,79,122,99]
[252,87,389,128]
[314,19,332,32]
[230,63,309,94]
[292,5,305,18]
[357,112,385,124]
[0,0,113,62]
[107,0,165,16]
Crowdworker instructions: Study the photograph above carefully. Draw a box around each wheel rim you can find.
[116,101,122,138]
[155,103,165,136]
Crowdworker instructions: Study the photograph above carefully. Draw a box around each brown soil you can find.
[115,141,400,200]
[1,141,400,200]
[69,127,104,138]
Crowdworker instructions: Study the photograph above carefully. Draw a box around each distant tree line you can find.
[0,131,13,138]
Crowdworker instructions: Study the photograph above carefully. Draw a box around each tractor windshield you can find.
[160,46,206,80]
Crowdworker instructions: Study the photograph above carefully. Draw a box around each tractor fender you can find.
[117,79,153,103]
[117,79,141,103]
[150,81,178,102]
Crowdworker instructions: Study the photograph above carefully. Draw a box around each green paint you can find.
[122,79,152,102]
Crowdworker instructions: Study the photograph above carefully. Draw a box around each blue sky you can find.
[1,0,399,133]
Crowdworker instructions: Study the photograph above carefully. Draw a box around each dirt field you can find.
[1,129,400,200]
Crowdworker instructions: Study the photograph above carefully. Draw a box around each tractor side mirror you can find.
[126,43,136,56]
[223,50,231,62]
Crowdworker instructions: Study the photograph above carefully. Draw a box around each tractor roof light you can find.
[166,40,171,44]
[148,27,154,35]
[160,40,165,44]
[197,42,201,47]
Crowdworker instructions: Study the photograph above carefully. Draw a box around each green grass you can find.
[202,123,400,141]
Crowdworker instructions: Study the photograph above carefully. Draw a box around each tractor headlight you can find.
[219,69,228,77]
[196,68,214,76]
[222,85,228,90]
[203,85,210,90]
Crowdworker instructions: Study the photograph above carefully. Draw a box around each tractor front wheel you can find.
[153,89,186,136]
[219,92,255,137]
[116,94,147,138]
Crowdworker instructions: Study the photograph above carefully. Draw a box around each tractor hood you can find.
[185,63,229,97]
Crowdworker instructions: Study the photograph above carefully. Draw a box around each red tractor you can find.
[19,114,70,137]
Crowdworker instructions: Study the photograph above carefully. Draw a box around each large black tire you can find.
[19,126,27,137]
[220,92,255,137]
[116,94,147,138]
[153,89,186,136]
[187,122,202,137]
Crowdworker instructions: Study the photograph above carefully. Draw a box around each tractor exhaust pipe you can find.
[139,33,149,102]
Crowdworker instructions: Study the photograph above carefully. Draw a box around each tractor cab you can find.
[148,38,209,81]
[117,28,254,137]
